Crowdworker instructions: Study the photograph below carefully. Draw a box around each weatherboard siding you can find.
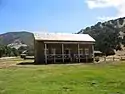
[34,40,94,64]
[34,41,44,64]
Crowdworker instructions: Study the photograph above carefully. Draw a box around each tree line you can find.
[0,45,18,57]
[0,45,34,58]
[79,18,125,56]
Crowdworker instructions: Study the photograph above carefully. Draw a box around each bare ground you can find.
[0,57,34,69]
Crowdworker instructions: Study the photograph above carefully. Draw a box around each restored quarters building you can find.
[34,33,95,64]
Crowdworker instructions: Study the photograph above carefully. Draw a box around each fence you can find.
[95,56,125,62]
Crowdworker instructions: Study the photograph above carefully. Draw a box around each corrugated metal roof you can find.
[34,33,95,42]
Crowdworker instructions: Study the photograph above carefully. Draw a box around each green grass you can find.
[0,59,125,94]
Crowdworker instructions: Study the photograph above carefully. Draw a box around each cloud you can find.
[85,0,125,21]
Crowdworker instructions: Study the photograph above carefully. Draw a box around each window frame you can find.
[85,48,89,55]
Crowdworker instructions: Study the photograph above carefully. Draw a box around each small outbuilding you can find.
[34,33,95,64]
[94,51,103,56]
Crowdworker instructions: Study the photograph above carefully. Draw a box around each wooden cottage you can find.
[34,33,95,64]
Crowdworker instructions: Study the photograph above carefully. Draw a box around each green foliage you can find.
[0,45,19,58]
[11,48,19,56]
[0,44,34,58]
[0,46,5,57]
[18,46,34,56]
[122,36,125,46]
[119,18,124,25]
[79,17,125,55]
[18,46,27,54]
[26,46,34,56]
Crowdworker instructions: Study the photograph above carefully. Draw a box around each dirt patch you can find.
[0,57,34,69]
[0,57,16,60]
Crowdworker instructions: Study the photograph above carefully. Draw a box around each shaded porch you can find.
[44,42,94,64]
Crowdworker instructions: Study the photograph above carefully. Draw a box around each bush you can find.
[119,18,124,25]
[20,54,26,59]
[106,48,115,56]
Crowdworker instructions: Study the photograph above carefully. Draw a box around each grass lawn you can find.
[0,58,125,94]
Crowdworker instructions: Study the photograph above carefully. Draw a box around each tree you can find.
[11,48,19,56]
[0,46,4,58]
[119,18,124,25]
[5,46,12,57]
[0,45,20,58]
[80,18,123,55]
[18,46,27,54]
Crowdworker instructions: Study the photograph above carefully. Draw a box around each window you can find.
[85,48,89,55]
[79,49,83,55]
[51,48,56,55]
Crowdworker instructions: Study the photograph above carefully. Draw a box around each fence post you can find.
[104,56,106,62]
[121,57,122,61]
[113,57,114,61]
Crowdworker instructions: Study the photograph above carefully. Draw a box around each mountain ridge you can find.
[1,17,125,55]
[0,31,34,49]
[78,17,125,55]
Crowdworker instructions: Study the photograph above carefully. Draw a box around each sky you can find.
[0,0,124,34]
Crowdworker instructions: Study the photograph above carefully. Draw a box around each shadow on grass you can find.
[17,59,93,65]
[17,62,94,66]
[17,62,35,65]
[17,62,72,65]
[17,61,49,65]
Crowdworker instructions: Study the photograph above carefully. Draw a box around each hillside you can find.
[1,17,125,56]
[0,31,34,49]
[78,17,125,55]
